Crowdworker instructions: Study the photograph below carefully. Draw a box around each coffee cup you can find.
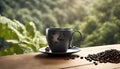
[46,28,82,53]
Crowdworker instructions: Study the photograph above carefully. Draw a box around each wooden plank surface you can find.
[0,44,120,69]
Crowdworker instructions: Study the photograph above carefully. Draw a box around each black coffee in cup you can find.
[46,28,82,53]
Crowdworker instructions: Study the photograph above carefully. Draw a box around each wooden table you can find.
[0,44,120,69]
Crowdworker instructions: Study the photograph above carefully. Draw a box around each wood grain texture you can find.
[0,44,120,69]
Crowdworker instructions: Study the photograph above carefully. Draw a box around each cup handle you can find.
[70,31,82,48]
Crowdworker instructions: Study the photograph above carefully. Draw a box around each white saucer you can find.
[39,47,80,55]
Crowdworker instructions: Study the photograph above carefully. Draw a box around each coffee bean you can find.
[80,56,83,59]
[85,57,87,59]
[93,62,98,65]
[88,59,92,62]
[76,55,79,58]
[45,47,50,52]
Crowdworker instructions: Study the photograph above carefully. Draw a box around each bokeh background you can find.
[0,0,120,56]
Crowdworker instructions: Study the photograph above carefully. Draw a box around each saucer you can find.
[39,47,80,55]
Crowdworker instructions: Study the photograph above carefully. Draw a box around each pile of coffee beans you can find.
[85,49,120,65]
[64,49,120,65]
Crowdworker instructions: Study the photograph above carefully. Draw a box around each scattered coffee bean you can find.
[85,57,87,59]
[80,56,83,59]
[45,47,50,52]
[76,55,80,58]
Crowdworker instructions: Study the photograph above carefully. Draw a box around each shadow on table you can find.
[34,54,93,68]
[34,53,80,60]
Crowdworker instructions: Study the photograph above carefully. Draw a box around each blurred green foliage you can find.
[80,0,120,47]
[0,16,47,56]
[0,0,120,55]
[0,0,91,33]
